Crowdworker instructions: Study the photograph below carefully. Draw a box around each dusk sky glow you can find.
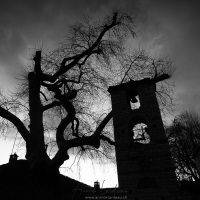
[0,0,200,187]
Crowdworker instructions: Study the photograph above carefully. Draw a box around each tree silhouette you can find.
[166,110,200,181]
[0,11,174,198]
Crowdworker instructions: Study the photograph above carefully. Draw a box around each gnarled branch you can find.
[0,106,30,142]
[51,111,113,168]
[100,135,115,145]
[41,13,121,83]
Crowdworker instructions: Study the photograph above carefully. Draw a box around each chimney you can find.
[94,181,100,194]
[9,153,18,164]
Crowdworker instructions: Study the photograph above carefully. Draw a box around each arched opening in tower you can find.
[132,123,150,144]
[127,88,140,110]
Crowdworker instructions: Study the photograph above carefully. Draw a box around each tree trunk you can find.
[26,68,63,199]
[25,144,62,200]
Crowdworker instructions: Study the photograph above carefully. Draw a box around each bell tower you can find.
[108,77,178,200]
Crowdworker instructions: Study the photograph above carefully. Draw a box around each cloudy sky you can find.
[0,0,200,186]
[0,0,199,112]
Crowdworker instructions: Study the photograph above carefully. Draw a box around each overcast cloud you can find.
[0,0,200,116]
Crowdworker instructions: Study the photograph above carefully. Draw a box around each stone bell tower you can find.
[108,77,178,200]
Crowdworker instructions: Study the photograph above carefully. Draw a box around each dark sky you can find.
[0,0,200,117]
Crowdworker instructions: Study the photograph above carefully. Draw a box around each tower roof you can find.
[108,78,151,93]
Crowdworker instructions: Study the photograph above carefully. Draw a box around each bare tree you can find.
[166,110,200,181]
[0,11,174,197]
[118,51,175,114]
